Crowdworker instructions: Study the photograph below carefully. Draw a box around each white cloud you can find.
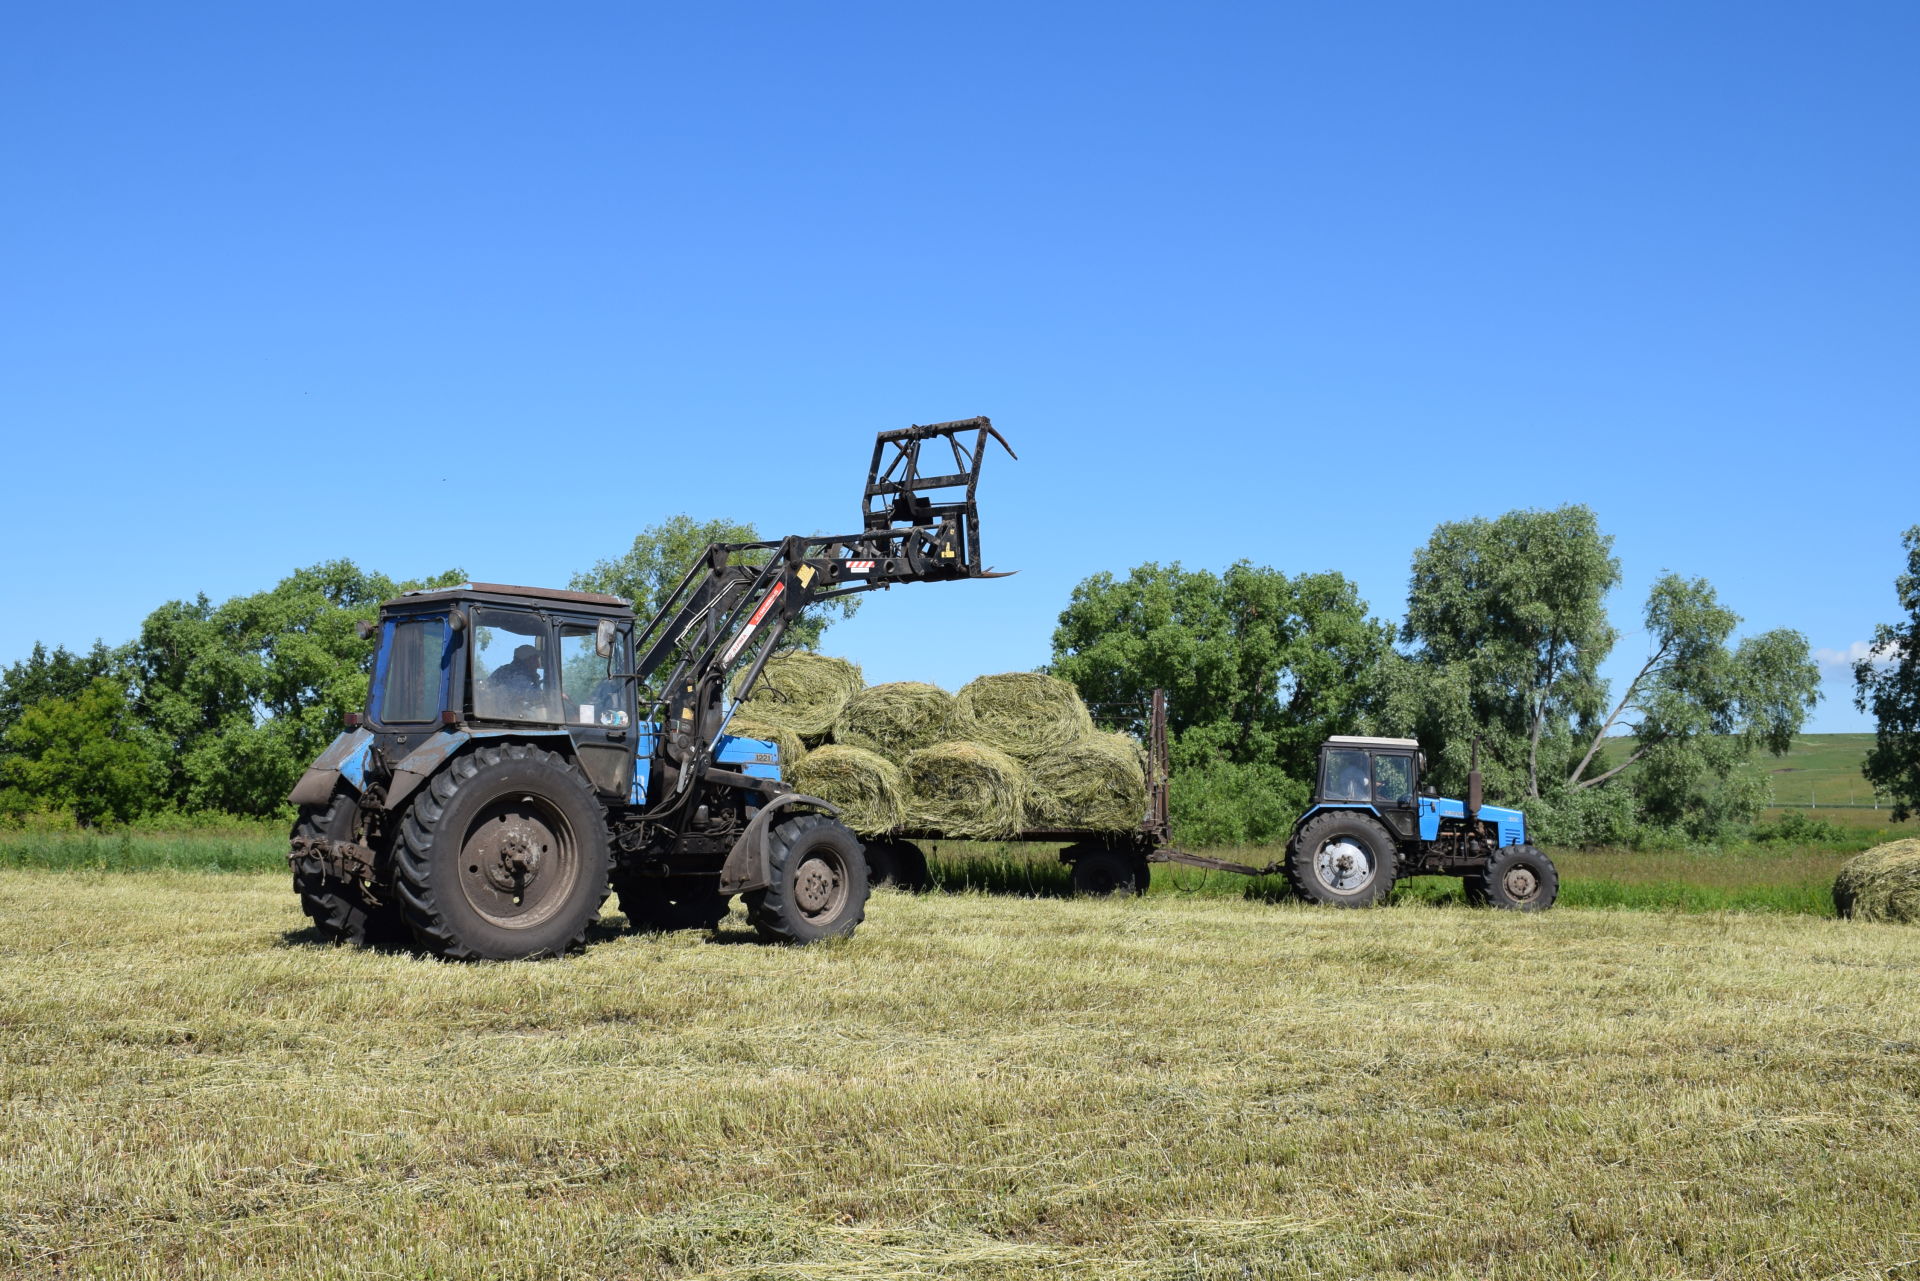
[1816,639,1903,669]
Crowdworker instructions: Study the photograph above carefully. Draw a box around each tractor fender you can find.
[382,729,580,814]
[720,792,843,895]
[287,729,374,808]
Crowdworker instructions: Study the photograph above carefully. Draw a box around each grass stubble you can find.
[3,867,1918,1280]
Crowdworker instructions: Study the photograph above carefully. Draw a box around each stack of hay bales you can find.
[727,658,1147,839]
[1833,838,1920,924]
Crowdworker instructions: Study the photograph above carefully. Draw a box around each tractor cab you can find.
[1313,736,1424,840]
[350,582,643,801]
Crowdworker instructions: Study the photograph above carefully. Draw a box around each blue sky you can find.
[2,2,1914,732]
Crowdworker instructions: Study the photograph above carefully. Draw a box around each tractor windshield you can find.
[372,615,452,724]
[471,608,561,723]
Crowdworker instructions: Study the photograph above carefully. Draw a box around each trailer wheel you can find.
[862,839,931,891]
[290,794,406,947]
[615,873,732,932]
[393,743,611,960]
[1068,845,1150,897]
[745,813,869,943]
[1467,844,1559,911]
[1287,811,1398,908]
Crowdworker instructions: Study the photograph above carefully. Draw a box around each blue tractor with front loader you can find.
[285,419,1016,959]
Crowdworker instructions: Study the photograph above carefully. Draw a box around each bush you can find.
[1170,760,1307,848]
[1751,811,1846,845]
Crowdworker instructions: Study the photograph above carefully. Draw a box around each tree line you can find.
[3,510,1917,842]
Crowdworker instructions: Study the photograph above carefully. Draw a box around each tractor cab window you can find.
[1322,749,1371,803]
[559,624,630,728]
[471,609,560,723]
[1373,755,1414,805]
[373,615,451,724]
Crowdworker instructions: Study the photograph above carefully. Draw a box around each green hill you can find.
[1759,733,1882,809]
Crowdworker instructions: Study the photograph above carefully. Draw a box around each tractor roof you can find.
[384,581,632,612]
[1323,735,1420,750]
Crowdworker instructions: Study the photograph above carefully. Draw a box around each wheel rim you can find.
[1503,863,1540,902]
[1314,837,1377,893]
[458,794,579,929]
[792,850,848,923]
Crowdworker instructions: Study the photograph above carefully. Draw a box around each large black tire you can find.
[1286,810,1399,908]
[745,813,869,943]
[615,872,733,932]
[393,743,611,960]
[290,794,407,946]
[1068,844,1151,897]
[862,839,932,892]
[1467,844,1559,911]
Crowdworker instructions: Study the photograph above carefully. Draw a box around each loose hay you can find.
[952,673,1094,761]
[901,741,1029,839]
[1025,732,1149,832]
[734,652,863,740]
[835,682,957,757]
[723,715,807,771]
[1833,838,1920,924]
[789,745,906,836]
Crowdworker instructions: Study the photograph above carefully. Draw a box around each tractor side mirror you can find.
[354,619,378,640]
[595,618,616,659]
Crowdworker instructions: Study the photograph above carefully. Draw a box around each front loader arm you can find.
[634,418,1015,813]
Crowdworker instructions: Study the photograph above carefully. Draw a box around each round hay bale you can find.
[1833,838,1920,924]
[723,715,807,772]
[734,652,863,740]
[1026,732,1149,832]
[952,673,1094,761]
[789,745,906,836]
[901,741,1029,840]
[835,682,957,757]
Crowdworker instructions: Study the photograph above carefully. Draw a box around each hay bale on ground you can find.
[1833,838,1920,924]
[952,673,1094,761]
[835,682,957,757]
[723,715,807,771]
[1026,732,1148,832]
[901,741,1029,840]
[789,745,906,836]
[734,652,863,740]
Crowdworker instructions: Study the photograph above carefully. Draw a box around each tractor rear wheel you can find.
[862,839,932,891]
[291,794,406,947]
[615,872,733,932]
[1467,844,1559,911]
[393,744,611,960]
[1287,810,1398,907]
[745,813,869,942]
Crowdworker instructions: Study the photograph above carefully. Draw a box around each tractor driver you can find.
[484,644,545,717]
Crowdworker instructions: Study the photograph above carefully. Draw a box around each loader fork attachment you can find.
[864,417,1017,578]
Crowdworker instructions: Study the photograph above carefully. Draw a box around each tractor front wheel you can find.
[745,813,869,943]
[393,744,611,960]
[1467,844,1559,911]
[291,794,406,947]
[1286,810,1399,908]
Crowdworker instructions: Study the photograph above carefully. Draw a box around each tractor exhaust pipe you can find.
[1466,736,1483,821]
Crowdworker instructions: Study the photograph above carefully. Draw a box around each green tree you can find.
[570,514,857,655]
[1556,575,1818,837]
[0,679,162,826]
[131,560,463,815]
[1856,524,1920,820]
[1050,560,1398,783]
[1401,505,1620,799]
[0,640,126,742]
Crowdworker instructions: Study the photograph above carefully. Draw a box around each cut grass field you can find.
[3,871,1918,1279]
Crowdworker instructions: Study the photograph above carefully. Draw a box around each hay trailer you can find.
[863,703,1560,911]
[286,419,1018,959]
